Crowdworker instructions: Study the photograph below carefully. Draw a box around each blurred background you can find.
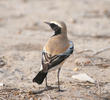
[0,0,110,36]
[0,0,110,100]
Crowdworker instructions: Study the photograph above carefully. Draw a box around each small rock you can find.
[72,73,95,83]
[29,97,34,100]
[104,9,110,18]
[71,19,77,24]
[38,94,51,100]
[74,57,91,66]
[73,67,79,71]
[0,82,4,87]
[0,58,6,67]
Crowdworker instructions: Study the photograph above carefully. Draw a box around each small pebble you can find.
[0,82,4,87]
[0,58,6,67]
[29,97,34,100]
[73,67,79,71]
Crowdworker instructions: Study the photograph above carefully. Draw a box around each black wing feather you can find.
[42,44,73,71]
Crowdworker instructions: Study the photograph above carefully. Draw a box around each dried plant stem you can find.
[93,47,110,56]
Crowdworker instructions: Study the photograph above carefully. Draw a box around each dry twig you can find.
[93,47,110,56]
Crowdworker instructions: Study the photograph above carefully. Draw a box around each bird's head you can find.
[44,21,67,36]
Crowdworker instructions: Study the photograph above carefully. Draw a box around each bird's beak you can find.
[44,21,50,25]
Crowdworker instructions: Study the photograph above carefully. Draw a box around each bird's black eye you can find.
[50,23,58,30]
[50,23,61,35]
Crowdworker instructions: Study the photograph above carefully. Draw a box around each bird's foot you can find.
[57,86,61,92]
[57,89,64,92]
[57,88,61,92]
[56,87,64,92]
[45,85,52,90]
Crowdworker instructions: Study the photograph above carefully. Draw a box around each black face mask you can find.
[50,23,61,35]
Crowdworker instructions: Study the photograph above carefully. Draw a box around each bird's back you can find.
[44,35,69,55]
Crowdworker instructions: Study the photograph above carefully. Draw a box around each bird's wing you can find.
[42,41,74,72]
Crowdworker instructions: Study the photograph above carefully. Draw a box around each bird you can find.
[33,21,74,91]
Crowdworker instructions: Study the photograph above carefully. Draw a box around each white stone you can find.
[72,73,95,83]
[0,82,4,87]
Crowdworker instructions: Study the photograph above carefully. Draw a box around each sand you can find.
[0,0,110,99]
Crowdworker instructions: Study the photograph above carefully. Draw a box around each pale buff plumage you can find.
[44,21,70,55]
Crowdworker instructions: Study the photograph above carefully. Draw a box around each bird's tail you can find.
[33,71,47,84]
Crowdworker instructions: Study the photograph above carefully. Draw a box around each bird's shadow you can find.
[30,86,65,95]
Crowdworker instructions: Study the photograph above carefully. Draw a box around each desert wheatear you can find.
[33,21,74,91]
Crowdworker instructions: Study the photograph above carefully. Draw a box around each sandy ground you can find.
[0,0,110,100]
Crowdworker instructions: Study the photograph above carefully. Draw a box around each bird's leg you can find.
[57,68,61,91]
[45,76,48,89]
[45,75,52,90]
